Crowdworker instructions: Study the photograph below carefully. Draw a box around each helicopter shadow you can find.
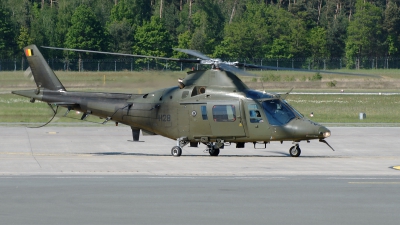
[86,151,345,158]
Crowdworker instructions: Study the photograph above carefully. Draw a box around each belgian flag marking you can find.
[25,49,33,57]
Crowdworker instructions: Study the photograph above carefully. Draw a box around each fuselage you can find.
[13,69,330,144]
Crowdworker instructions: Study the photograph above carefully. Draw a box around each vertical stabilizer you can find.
[23,45,66,91]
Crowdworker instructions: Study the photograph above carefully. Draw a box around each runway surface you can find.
[0,126,399,176]
[0,126,399,224]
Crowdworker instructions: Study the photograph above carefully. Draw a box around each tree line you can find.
[1,0,400,69]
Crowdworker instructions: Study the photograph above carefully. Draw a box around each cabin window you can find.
[212,105,236,122]
[201,105,208,120]
[248,104,263,123]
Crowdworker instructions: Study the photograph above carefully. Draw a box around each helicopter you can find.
[13,44,367,157]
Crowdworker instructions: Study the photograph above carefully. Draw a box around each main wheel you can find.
[209,146,220,156]
[289,146,301,157]
[171,146,182,157]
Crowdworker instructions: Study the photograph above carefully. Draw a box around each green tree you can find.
[214,2,271,59]
[65,5,108,52]
[17,26,33,49]
[383,1,400,56]
[192,0,224,53]
[29,3,45,47]
[65,4,108,70]
[325,12,348,58]
[267,39,292,59]
[157,0,181,46]
[308,27,329,62]
[132,16,172,63]
[0,4,15,57]
[110,0,151,26]
[55,0,81,49]
[345,0,384,68]
[107,18,134,53]
[215,3,308,60]
[173,30,192,58]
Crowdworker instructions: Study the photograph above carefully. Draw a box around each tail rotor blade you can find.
[24,67,35,81]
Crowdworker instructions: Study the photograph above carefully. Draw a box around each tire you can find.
[209,147,220,156]
[171,146,182,157]
[289,146,301,157]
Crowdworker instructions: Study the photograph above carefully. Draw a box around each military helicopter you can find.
[14,44,371,157]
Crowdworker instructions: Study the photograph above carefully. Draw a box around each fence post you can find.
[387,57,389,69]
[14,59,16,71]
[115,60,117,72]
[276,59,278,71]
[98,61,100,71]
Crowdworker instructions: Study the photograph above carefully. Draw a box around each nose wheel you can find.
[289,145,301,157]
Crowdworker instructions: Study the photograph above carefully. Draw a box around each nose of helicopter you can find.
[318,125,331,139]
[286,118,331,140]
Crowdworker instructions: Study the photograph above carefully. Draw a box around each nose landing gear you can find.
[289,144,301,157]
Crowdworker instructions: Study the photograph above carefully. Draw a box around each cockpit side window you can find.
[262,100,296,125]
[248,104,263,123]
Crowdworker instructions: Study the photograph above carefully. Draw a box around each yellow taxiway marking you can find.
[392,166,400,170]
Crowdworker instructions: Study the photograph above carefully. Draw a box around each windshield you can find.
[262,99,297,125]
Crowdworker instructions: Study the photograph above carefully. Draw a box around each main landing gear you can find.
[289,144,301,157]
[207,144,220,156]
[170,137,222,157]
[171,146,182,157]
[171,137,188,157]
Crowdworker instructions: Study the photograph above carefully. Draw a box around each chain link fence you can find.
[1,57,400,72]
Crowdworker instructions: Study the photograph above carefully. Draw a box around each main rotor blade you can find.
[41,46,201,63]
[218,63,256,77]
[173,48,211,60]
[238,63,381,78]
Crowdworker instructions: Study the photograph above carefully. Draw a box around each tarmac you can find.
[0,126,399,176]
[0,126,399,224]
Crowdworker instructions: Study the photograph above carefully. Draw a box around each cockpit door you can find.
[244,101,270,140]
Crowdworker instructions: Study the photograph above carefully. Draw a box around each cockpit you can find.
[260,99,303,126]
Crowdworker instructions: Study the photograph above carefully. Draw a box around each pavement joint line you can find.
[348,182,400,184]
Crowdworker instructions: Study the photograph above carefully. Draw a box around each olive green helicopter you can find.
[13,45,376,157]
